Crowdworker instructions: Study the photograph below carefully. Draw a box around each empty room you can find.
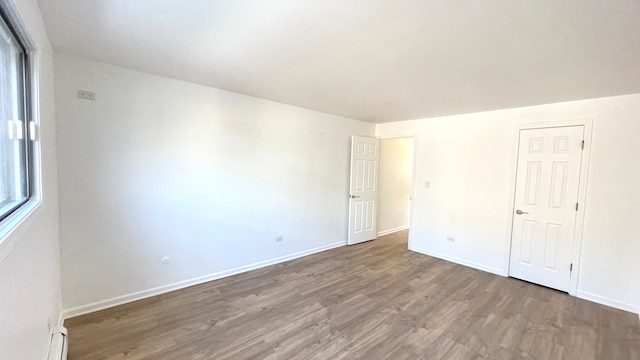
[1,0,639,359]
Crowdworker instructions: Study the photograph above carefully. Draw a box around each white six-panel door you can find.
[509,126,584,292]
[348,136,379,245]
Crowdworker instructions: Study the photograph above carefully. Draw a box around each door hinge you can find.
[581,140,585,150]
[569,263,573,277]
[575,203,579,211]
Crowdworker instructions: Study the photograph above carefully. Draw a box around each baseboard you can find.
[377,226,409,237]
[576,290,640,315]
[409,245,504,276]
[61,241,347,320]
[409,245,639,316]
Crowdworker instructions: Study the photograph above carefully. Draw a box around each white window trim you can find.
[0,0,43,263]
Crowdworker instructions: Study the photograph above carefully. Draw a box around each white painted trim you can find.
[0,0,43,265]
[503,118,593,297]
[377,225,408,237]
[0,201,42,263]
[374,134,418,251]
[61,241,346,320]
[57,309,65,327]
[410,245,504,276]
[407,136,418,251]
[576,290,640,314]
[409,247,639,315]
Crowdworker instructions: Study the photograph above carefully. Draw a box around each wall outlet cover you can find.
[77,90,96,101]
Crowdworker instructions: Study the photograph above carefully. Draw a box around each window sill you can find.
[0,198,42,263]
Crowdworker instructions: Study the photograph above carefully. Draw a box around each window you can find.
[0,8,32,223]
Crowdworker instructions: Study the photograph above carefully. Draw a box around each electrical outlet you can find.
[77,90,96,101]
[161,256,170,264]
[424,181,430,188]
[276,236,283,243]
[446,236,455,243]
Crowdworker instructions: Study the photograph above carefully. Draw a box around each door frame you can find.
[375,135,418,249]
[503,119,593,296]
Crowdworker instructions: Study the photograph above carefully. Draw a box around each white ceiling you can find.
[37,0,640,123]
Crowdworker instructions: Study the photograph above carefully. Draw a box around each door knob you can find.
[515,209,529,215]
[349,195,360,199]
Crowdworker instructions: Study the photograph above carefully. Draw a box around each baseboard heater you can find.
[47,326,68,360]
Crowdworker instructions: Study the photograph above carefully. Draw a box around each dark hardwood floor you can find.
[65,231,640,359]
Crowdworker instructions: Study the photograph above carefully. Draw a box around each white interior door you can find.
[509,126,584,292]
[348,136,379,245]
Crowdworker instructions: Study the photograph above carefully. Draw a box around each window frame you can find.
[0,8,31,219]
[0,0,42,263]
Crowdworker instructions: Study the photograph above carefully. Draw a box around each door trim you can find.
[375,135,418,250]
[503,119,593,296]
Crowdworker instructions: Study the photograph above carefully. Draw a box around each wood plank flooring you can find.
[65,231,640,359]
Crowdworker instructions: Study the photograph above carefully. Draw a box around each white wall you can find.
[377,137,413,235]
[55,53,374,313]
[0,0,61,359]
[377,94,640,314]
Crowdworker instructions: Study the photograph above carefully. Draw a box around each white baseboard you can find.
[576,290,640,315]
[377,226,409,237]
[409,247,640,315]
[61,241,347,321]
[409,245,504,276]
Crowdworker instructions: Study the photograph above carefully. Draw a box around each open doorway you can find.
[377,137,415,246]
